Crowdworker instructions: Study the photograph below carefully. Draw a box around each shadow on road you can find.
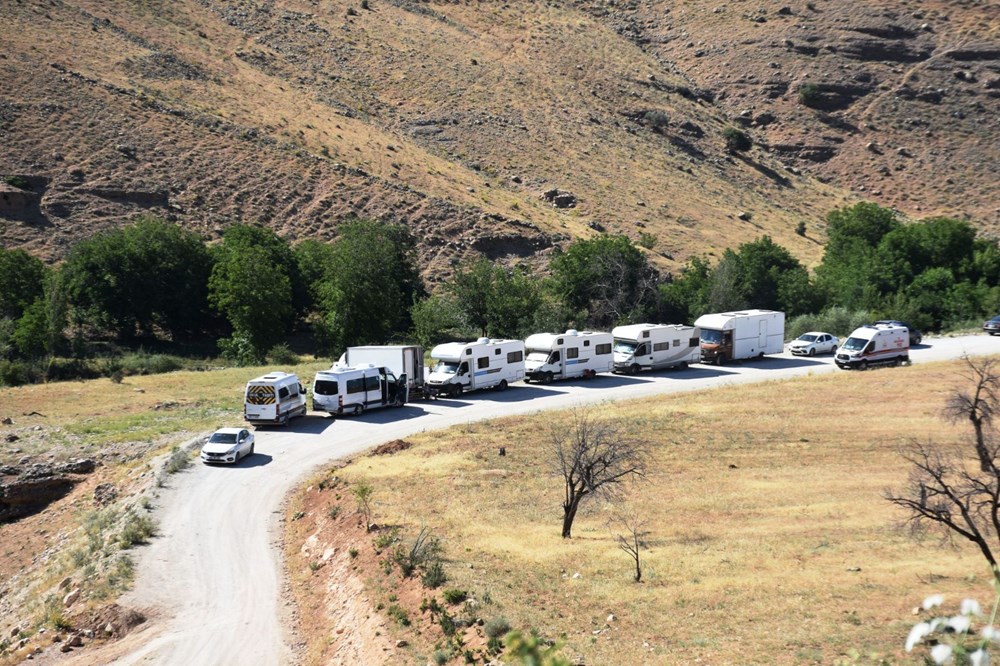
[740,357,828,370]
[204,453,274,468]
[260,417,338,435]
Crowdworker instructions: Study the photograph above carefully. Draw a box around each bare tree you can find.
[609,509,649,582]
[886,356,1000,580]
[550,409,649,539]
[943,356,1000,472]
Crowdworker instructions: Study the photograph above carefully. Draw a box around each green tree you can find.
[62,217,213,340]
[549,235,660,328]
[0,248,46,321]
[446,258,542,338]
[410,294,469,348]
[815,202,901,309]
[315,219,424,352]
[723,126,752,152]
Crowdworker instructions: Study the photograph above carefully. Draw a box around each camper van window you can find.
[365,375,380,391]
[653,342,669,352]
[278,386,290,399]
[613,340,636,354]
[583,340,590,347]
[346,378,365,394]
[595,343,611,355]
[434,361,459,374]
[507,351,523,363]
[550,351,561,363]
[841,337,866,352]
[458,362,469,375]
[314,380,338,396]
[689,337,699,347]
[700,330,724,345]
[567,348,579,359]
[673,339,680,347]
[477,357,490,369]
[635,344,647,356]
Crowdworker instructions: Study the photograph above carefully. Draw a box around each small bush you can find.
[373,527,399,550]
[798,83,823,108]
[119,511,156,548]
[642,110,670,132]
[723,127,752,153]
[432,651,449,666]
[266,343,298,365]
[328,505,341,519]
[638,232,657,250]
[438,608,457,636]
[786,307,872,339]
[165,447,190,474]
[386,604,411,626]
[349,548,359,559]
[4,175,30,190]
[484,616,511,640]
[219,333,264,366]
[487,635,503,655]
[0,359,37,386]
[443,588,468,605]
[43,594,72,630]
[421,559,447,589]
[118,351,184,376]
[795,221,807,236]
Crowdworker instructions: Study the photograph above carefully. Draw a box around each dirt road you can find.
[103,336,995,664]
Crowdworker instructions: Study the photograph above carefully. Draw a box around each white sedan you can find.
[201,428,255,464]
[789,331,839,356]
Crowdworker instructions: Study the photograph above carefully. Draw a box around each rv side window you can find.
[595,343,611,355]
[583,340,590,347]
[495,348,501,356]
[314,380,338,395]
[346,378,365,394]
[653,342,669,352]
[365,375,380,391]
[673,339,680,347]
[477,357,489,369]
[507,351,523,363]
[278,386,289,399]
[641,331,649,338]
[689,337,699,347]
[567,348,579,359]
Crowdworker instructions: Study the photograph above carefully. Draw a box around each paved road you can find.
[106,335,996,665]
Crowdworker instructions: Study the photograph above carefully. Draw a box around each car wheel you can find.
[628,364,639,376]
[858,360,868,371]
[249,443,255,456]
[543,372,554,384]
[454,384,464,397]
[990,332,997,336]
[353,404,365,416]
[679,361,688,370]
[497,379,508,391]
[808,348,815,357]
[717,354,726,366]
[280,413,289,427]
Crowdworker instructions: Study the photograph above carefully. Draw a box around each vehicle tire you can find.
[716,354,726,366]
[249,443,255,456]
[543,372,553,384]
[808,348,815,357]
[280,413,289,427]
[629,364,640,376]
[497,379,508,391]
[679,361,688,370]
[353,404,365,416]
[858,360,868,371]
[454,384,463,397]
[892,357,901,367]
[990,332,997,336]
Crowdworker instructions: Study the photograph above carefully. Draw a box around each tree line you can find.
[2,202,999,384]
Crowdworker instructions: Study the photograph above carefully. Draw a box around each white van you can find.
[244,372,307,426]
[427,338,525,397]
[835,324,910,370]
[312,364,408,416]
[524,330,613,383]
[612,323,701,374]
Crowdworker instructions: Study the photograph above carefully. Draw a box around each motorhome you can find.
[834,324,910,370]
[523,330,613,383]
[427,338,525,397]
[694,309,785,365]
[611,324,701,374]
[312,364,408,416]
[243,372,308,426]
[341,346,425,397]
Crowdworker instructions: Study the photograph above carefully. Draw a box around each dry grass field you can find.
[302,359,997,665]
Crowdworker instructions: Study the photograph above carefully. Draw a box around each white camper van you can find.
[427,338,525,397]
[341,346,425,397]
[523,330,613,383]
[244,372,308,426]
[694,309,785,365]
[611,323,701,374]
[835,324,910,370]
[312,364,408,416]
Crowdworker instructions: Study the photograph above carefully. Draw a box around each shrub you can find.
[443,588,468,605]
[795,221,807,236]
[484,616,511,640]
[4,175,30,190]
[165,447,191,474]
[723,126,752,152]
[786,307,872,339]
[266,343,298,365]
[373,527,398,550]
[421,559,447,589]
[327,505,341,520]
[349,548,358,559]
[219,332,264,367]
[642,110,670,132]
[118,511,156,548]
[438,608,457,636]
[432,651,449,666]
[43,594,72,630]
[798,83,823,108]
[386,604,410,626]
[118,351,184,376]
[638,232,657,250]
[0,359,36,386]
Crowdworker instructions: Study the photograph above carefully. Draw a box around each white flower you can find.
[906,622,933,651]
[924,594,946,610]
[983,625,1000,642]
[962,598,984,616]
[970,649,991,666]
[948,614,973,633]
[930,643,953,664]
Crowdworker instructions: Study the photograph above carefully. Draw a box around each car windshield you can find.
[526,351,549,363]
[209,432,238,444]
[841,336,867,352]
[433,361,459,374]
[613,340,636,354]
[797,334,817,342]
[700,329,723,345]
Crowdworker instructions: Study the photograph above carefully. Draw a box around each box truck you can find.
[611,324,701,374]
[312,364,408,415]
[835,324,910,370]
[694,309,785,365]
[523,330,614,383]
[341,345,425,397]
[244,372,308,426]
[427,338,525,397]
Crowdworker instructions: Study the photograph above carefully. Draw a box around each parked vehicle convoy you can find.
[835,324,910,370]
[789,331,839,356]
[611,323,700,374]
[201,428,255,464]
[340,345,426,398]
[312,364,408,416]
[427,338,525,397]
[986,315,1000,335]
[523,330,613,383]
[873,320,922,345]
[694,310,785,365]
[243,372,307,426]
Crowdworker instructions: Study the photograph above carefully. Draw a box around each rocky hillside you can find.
[1,0,997,276]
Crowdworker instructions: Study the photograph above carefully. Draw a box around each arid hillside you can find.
[1,0,997,275]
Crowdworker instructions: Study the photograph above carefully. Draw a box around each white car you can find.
[201,428,255,464]
[789,332,839,356]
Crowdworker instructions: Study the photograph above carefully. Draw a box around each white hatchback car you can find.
[201,428,255,464]
[789,331,839,356]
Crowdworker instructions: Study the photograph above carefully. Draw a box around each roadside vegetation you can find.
[288,358,996,664]
[4,202,1000,386]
